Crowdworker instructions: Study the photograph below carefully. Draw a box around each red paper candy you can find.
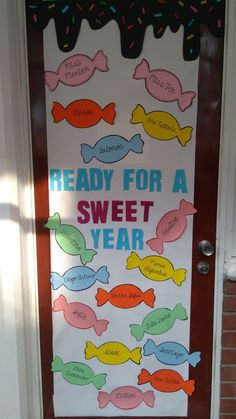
[52,99,116,128]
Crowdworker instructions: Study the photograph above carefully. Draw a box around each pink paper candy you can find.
[133,59,196,111]
[52,294,109,336]
[98,386,155,410]
[45,50,109,92]
[146,199,197,254]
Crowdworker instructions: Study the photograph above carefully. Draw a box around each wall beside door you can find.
[0,2,27,418]
[0,1,42,418]
[218,2,236,417]
[220,279,236,417]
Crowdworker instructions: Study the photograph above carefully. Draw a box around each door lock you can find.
[197,261,210,275]
[198,240,214,257]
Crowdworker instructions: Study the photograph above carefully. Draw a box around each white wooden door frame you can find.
[1,0,235,418]
[211,1,236,418]
[0,1,42,418]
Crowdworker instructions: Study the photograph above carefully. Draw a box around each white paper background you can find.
[43,19,199,417]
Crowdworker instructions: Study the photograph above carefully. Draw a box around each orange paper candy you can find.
[52,99,116,128]
[138,369,195,396]
[96,284,155,309]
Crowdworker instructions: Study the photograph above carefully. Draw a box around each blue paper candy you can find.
[50,265,110,291]
[143,338,201,367]
[81,133,144,164]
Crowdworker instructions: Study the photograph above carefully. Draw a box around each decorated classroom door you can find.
[26,1,225,418]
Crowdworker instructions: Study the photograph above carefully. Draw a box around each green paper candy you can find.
[51,356,107,389]
[44,213,97,265]
[130,303,188,341]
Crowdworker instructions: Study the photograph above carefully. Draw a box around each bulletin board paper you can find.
[43,19,199,417]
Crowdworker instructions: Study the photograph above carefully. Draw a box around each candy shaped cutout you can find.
[81,134,144,164]
[98,386,155,410]
[52,294,109,336]
[50,265,110,291]
[44,213,97,265]
[143,339,201,367]
[146,199,197,254]
[130,303,188,341]
[85,341,142,365]
[51,356,107,390]
[51,100,116,128]
[138,369,195,396]
[126,252,187,286]
[131,105,193,147]
[133,59,196,111]
[95,284,155,309]
[45,50,109,91]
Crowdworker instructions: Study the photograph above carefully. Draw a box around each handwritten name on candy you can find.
[52,294,109,336]
[138,369,195,396]
[45,50,109,91]
[50,265,110,291]
[133,59,196,111]
[143,339,201,367]
[85,341,142,365]
[95,284,155,308]
[98,387,155,410]
[131,105,193,147]
[51,356,107,389]
[147,199,197,254]
[81,134,144,164]
[52,99,116,128]
[130,303,188,341]
[126,252,187,286]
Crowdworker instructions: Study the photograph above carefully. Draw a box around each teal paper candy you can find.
[44,213,97,265]
[51,355,107,389]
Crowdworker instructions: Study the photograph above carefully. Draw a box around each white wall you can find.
[0,2,23,417]
[0,1,41,418]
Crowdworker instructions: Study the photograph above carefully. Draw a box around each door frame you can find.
[211,1,236,417]
[6,0,236,417]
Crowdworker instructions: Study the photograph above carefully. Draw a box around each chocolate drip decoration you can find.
[26,0,225,61]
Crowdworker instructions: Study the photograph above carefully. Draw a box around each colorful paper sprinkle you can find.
[27,0,225,61]
[62,5,70,14]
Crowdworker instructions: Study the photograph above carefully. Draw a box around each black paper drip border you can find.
[26,0,225,61]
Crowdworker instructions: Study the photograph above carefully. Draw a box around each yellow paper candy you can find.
[85,341,142,365]
[126,252,187,286]
[130,104,193,146]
